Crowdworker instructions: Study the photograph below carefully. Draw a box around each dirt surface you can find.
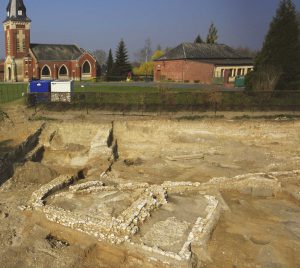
[0,104,300,267]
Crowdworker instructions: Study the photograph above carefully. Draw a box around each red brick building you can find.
[3,0,97,82]
[154,43,254,84]
[0,61,4,81]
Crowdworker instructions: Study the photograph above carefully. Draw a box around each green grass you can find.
[0,83,27,104]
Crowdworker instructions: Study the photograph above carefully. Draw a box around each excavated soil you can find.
[0,105,300,268]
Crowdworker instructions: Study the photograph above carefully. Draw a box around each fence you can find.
[0,84,27,104]
[26,90,300,112]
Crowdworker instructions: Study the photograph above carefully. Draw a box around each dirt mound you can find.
[11,161,58,186]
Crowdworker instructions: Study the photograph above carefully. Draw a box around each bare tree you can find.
[252,66,282,92]
[92,49,107,66]
[235,46,258,58]
[202,89,223,115]
[134,38,153,63]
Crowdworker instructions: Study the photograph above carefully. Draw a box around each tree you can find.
[252,0,300,90]
[92,49,107,67]
[134,38,152,63]
[202,89,223,115]
[194,35,203,44]
[106,49,114,80]
[151,50,165,61]
[133,50,165,77]
[206,23,218,44]
[164,47,173,54]
[133,62,154,76]
[235,46,258,58]
[246,65,282,92]
[112,39,132,80]
[156,44,162,51]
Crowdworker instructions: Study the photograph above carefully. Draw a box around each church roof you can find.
[30,44,85,61]
[156,43,253,65]
[5,0,30,22]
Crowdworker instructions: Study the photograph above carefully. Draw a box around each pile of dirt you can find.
[10,161,58,186]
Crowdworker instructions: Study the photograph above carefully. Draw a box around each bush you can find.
[245,66,282,92]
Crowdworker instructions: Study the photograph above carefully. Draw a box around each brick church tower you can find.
[2,0,97,82]
[3,0,31,82]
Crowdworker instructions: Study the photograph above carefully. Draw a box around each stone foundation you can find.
[27,169,296,264]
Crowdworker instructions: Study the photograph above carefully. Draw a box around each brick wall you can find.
[29,54,97,81]
[154,60,215,84]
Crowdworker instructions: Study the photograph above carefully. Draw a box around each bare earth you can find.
[0,105,300,268]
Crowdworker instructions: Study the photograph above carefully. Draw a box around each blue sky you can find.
[0,0,300,59]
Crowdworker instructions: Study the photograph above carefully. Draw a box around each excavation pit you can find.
[132,193,210,254]
[47,189,144,220]
[1,113,300,268]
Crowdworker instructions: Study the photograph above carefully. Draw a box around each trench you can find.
[0,124,45,186]
[105,121,119,174]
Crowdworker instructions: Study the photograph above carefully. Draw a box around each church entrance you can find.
[8,67,11,81]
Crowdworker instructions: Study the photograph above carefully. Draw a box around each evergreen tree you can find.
[194,35,203,44]
[254,0,300,90]
[206,23,218,44]
[112,39,132,80]
[106,49,114,80]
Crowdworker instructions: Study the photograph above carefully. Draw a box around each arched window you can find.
[82,61,91,74]
[59,65,68,76]
[41,65,51,77]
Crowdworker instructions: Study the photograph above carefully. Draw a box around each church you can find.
[3,0,97,82]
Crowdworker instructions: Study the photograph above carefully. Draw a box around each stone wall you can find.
[27,169,298,265]
[29,175,168,244]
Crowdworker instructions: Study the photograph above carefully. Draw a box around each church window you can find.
[17,39,20,52]
[59,65,68,76]
[41,66,51,76]
[18,10,23,16]
[82,61,91,74]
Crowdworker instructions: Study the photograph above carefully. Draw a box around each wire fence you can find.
[26,90,300,113]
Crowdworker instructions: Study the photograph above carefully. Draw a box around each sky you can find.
[0,0,300,60]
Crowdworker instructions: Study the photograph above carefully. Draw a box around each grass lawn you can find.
[0,83,27,104]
